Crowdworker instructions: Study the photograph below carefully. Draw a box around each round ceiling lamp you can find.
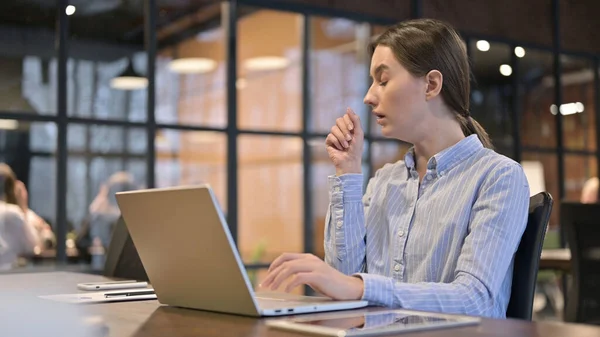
[499,64,513,76]
[168,57,217,74]
[110,59,148,90]
[476,40,490,52]
[244,56,289,72]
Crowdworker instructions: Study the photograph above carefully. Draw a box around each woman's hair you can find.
[370,18,493,149]
[0,163,18,205]
[106,172,138,206]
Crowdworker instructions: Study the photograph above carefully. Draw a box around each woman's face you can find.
[363,45,428,141]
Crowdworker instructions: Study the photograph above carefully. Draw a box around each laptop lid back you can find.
[115,185,261,316]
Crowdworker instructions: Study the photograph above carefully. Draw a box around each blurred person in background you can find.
[580,177,598,204]
[89,171,139,248]
[76,172,139,261]
[0,163,54,269]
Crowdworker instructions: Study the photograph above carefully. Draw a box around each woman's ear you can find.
[425,70,443,101]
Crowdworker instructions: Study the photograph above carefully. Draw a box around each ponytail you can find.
[456,114,493,149]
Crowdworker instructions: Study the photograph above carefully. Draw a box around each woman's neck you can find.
[412,118,465,178]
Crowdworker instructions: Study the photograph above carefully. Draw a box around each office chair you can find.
[561,202,600,325]
[506,192,553,320]
[103,216,149,282]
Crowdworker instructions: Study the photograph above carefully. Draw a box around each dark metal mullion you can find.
[510,44,522,163]
[360,24,372,185]
[300,15,314,296]
[155,124,226,132]
[63,151,146,159]
[562,149,597,156]
[550,48,598,60]
[170,48,182,127]
[55,0,69,263]
[85,124,92,204]
[123,91,131,172]
[0,112,348,138]
[145,0,157,189]
[594,58,600,201]
[66,117,147,127]
[85,62,99,212]
[238,129,303,137]
[225,0,239,242]
[552,0,565,200]
[29,151,55,157]
[552,0,568,316]
[0,112,58,122]
[522,146,563,153]
[301,15,313,256]
[411,0,422,18]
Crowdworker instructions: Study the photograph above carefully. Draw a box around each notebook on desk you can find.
[39,288,157,304]
[115,184,368,317]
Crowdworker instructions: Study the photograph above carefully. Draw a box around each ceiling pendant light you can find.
[110,58,148,90]
[168,57,217,74]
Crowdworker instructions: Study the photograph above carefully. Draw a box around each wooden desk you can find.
[1,271,600,337]
[539,248,571,272]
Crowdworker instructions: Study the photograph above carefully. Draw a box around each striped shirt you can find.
[324,135,530,318]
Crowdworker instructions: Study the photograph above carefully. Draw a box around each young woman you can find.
[261,19,530,319]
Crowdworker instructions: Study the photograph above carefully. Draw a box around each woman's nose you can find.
[363,89,377,107]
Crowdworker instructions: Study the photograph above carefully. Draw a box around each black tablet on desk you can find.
[266,309,480,336]
[103,216,149,282]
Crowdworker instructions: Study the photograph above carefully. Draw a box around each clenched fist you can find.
[326,108,364,176]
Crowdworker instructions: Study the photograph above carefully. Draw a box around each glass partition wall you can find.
[0,1,597,298]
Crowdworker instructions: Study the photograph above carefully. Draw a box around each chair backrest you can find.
[506,192,553,320]
[103,216,149,281]
[561,202,600,324]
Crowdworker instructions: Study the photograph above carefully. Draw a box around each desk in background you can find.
[539,248,571,272]
[1,271,599,337]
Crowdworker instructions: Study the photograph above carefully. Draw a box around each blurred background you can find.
[0,0,598,323]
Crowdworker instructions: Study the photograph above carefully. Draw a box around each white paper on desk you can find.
[39,288,157,304]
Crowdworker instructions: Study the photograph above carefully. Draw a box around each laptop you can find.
[115,184,368,317]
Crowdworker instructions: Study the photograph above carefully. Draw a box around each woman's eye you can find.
[379,81,388,86]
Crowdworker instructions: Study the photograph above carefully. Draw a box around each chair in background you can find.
[507,192,553,320]
[533,228,565,319]
[561,202,600,325]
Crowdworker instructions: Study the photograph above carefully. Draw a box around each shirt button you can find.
[394,264,401,271]
[336,221,342,229]
[398,230,405,237]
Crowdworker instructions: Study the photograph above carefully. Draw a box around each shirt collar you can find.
[404,135,483,176]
